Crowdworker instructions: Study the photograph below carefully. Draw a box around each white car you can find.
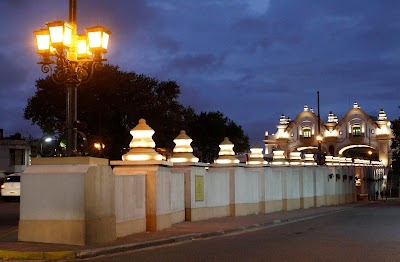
[1,174,21,201]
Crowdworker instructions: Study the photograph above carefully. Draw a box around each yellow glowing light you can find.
[171,157,200,163]
[215,158,239,164]
[215,137,239,164]
[47,21,74,47]
[34,29,51,53]
[122,119,164,162]
[37,35,50,50]
[123,154,163,161]
[86,26,111,53]
[77,35,92,58]
[88,31,101,48]
[171,130,199,163]
[94,142,105,150]
[304,153,316,165]
[49,26,64,43]
[102,32,109,49]
[247,145,267,165]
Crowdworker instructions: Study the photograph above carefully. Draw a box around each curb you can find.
[0,250,76,260]
[0,204,367,260]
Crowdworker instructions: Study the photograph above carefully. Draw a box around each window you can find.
[303,128,311,138]
[9,149,25,165]
[352,125,361,136]
[5,175,20,183]
[329,145,335,156]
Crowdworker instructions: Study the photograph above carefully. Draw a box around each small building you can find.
[0,129,32,174]
[264,102,393,167]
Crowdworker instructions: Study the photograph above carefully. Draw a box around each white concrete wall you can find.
[206,168,230,208]
[300,167,315,209]
[243,169,260,205]
[264,167,283,212]
[315,166,327,207]
[19,159,364,245]
[282,167,301,210]
[231,167,260,216]
[156,167,172,216]
[170,170,185,223]
[20,167,86,221]
[114,173,146,237]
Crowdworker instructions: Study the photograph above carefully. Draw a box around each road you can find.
[0,199,19,242]
[83,201,400,262]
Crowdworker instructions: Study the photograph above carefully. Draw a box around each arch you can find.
[338,144,376,155]
[297,146,318,151]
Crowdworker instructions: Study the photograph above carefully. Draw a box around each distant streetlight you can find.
[33,0,111,156]
[317,91,323,165]
[94,142,105,151]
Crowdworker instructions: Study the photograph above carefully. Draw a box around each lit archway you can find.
[338,145,375,155]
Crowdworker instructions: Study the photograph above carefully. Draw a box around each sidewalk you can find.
[0,202,369,260]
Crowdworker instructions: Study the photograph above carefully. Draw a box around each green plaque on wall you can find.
[195,175,204,201]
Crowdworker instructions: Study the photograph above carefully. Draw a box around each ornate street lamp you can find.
[33,0,111,156]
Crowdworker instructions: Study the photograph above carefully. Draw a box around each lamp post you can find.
[33,0,111,156]
[317,91,322,165]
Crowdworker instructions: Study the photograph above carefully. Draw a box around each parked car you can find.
[1,174,21,201]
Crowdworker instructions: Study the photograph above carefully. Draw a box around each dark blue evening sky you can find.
[0,0,399,146]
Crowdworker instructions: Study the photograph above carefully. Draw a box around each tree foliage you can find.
[391,118,400,174]
[187,111,250,163]
[24,64,249,160]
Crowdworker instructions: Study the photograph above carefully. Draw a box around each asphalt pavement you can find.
[0,200,374,261]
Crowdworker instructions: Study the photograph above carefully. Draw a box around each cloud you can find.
[167,53,222,73]
[244,0,271,16]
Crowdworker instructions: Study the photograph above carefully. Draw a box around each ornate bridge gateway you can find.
[264,102,393,167]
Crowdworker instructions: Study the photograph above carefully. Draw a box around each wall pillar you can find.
[18,157,115,246]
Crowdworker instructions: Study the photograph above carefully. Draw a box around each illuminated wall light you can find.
[272,150,288,166]
[332,157,341,166]
[325,156,334,166]
[215,137,239,164]
[304,153,316,166]
[247,144,267,165]
[289,152,303,166]
[170,130,199,163]
[122,118,163,162]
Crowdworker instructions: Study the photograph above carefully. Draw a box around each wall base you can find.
[185,206,230,221]
[264,200,283,213]
[147,213,171,231]
[314,196,325,207]
[19,216,115,246]
[171,210,185,224]
[300,196,314,209]
[232,203,260,216]
[116,218,146,238]
[283,198,301,211]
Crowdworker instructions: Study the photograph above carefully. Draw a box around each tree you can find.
[187,111,250,163]
[24,64,250,161]
[24,64,190,159]
[390,118,400,195]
